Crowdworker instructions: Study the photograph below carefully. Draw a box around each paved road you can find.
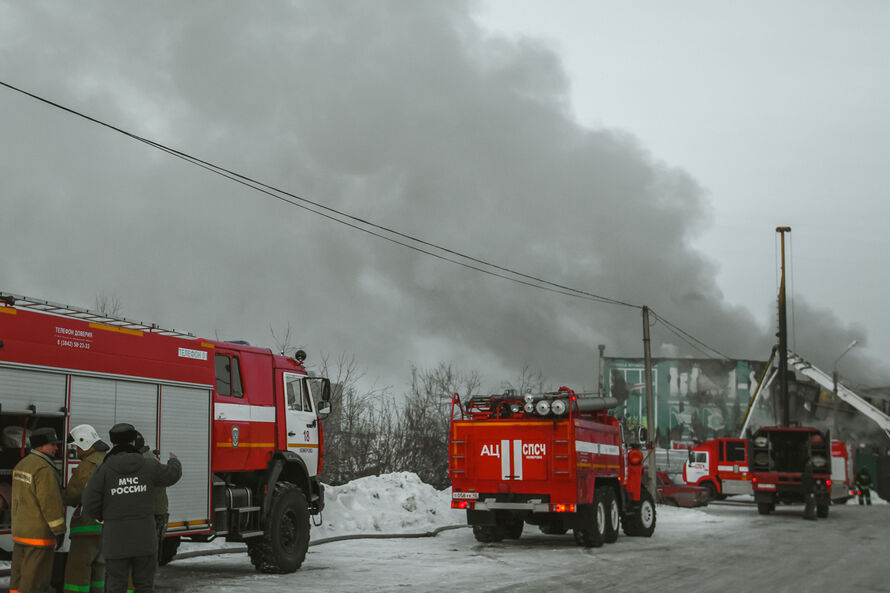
[3,503,886,593]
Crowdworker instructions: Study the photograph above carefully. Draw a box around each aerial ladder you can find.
[738,349,890,440]
[787,351,890,440]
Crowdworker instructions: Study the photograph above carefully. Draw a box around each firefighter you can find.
[801,459,817,520]
[135,431,169,560]
[856,467,873,505]
[63,424,110,593]
[82,423,182,593]
[10,427,67,593]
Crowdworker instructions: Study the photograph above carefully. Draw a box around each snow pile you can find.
[656,503,746,533]
[311,472,464,540]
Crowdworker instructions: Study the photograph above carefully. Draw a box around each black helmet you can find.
[109,423,138,445]
[29,428,61,449]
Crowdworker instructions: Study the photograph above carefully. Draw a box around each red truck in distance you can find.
[683,438,751,499]
[449,387,656,548]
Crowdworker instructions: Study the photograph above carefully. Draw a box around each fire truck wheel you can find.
[247,483,310,573]
[757,502,775,515]
[473,524,505,543]
[539,522,567,535]
[602,488,620,544]
[702,482,718,501]
[622,487,656,537]
[816,504,829,518]
[575,498,606,548]
[504,517,524,539]
[158,536,181,566]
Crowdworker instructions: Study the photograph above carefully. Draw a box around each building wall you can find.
[603,357,768,449]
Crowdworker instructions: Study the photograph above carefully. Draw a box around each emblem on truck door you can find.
[232,426,240,448]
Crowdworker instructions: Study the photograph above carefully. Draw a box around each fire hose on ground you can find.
[0,525,469,578]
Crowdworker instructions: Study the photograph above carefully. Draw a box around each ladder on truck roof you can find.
[787,351,890,440]
[0,291,196,339]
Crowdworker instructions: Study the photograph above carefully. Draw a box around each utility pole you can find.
[597,344,606,397]
[776,226,791,426]
[642,306,657,498]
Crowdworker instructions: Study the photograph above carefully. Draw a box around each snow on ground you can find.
[1,471,885,575]
[311,472,464,539]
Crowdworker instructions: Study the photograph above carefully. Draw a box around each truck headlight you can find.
[811,455,827,469]
[535,399,551,416]
[524,402,536,414]
[754,436,768,448]
[754,452,769,466]
[551,399,567,416]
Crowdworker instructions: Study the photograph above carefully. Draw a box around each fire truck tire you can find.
[702,482,718,501]
[473,524,505,543]
[247,483,310,573]
[816,504,829,518]
[504,517,524,539]
[539,522,567,535]
[574,497,606,548]
[602,488,620,544]
[622,487,656,537]
[757,502,775,515]
[158,536,181,565]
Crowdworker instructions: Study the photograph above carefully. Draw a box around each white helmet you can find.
[68,424,101,452]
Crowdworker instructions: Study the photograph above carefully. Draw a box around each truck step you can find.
[238,531,264,539]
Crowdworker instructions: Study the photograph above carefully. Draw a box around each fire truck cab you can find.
[0,293,331,574]
[449,387,655,549]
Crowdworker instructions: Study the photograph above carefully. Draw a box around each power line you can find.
[0,80,640,310]
[2,80,741,363]
[649,310,732,360]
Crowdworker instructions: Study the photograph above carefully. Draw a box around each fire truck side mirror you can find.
[316,379,332,418]
[637,426,648,444]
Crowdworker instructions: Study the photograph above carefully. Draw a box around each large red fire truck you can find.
[0,293,330,574]
[748,426,832,517]
[449,387,655,548]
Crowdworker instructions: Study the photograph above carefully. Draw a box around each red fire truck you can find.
[684,436,854,504]
[748,426,832,517]
[682,438,752,499]
[449,387,655,548]
[0,293,331,573]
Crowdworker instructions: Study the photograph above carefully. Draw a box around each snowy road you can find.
[151,503,887,593]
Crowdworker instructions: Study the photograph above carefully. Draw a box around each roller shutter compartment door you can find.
[68,376,117,440]
[160,385,211,530]
[114,381,158,447]
[0,366,66,415]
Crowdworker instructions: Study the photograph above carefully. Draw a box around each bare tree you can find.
[393,363,481,489]
[316,352,397,484]
[501,364,545,396]
[94,292,122,317]
[270,322,304,357]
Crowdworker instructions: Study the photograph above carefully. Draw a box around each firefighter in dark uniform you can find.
[82,423,182,593]
[63,424,110,593]
[10,427,67,593]
[802,459,817,520]
[856,467,873,505]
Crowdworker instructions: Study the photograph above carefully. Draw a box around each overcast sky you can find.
[1,1,887,394]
